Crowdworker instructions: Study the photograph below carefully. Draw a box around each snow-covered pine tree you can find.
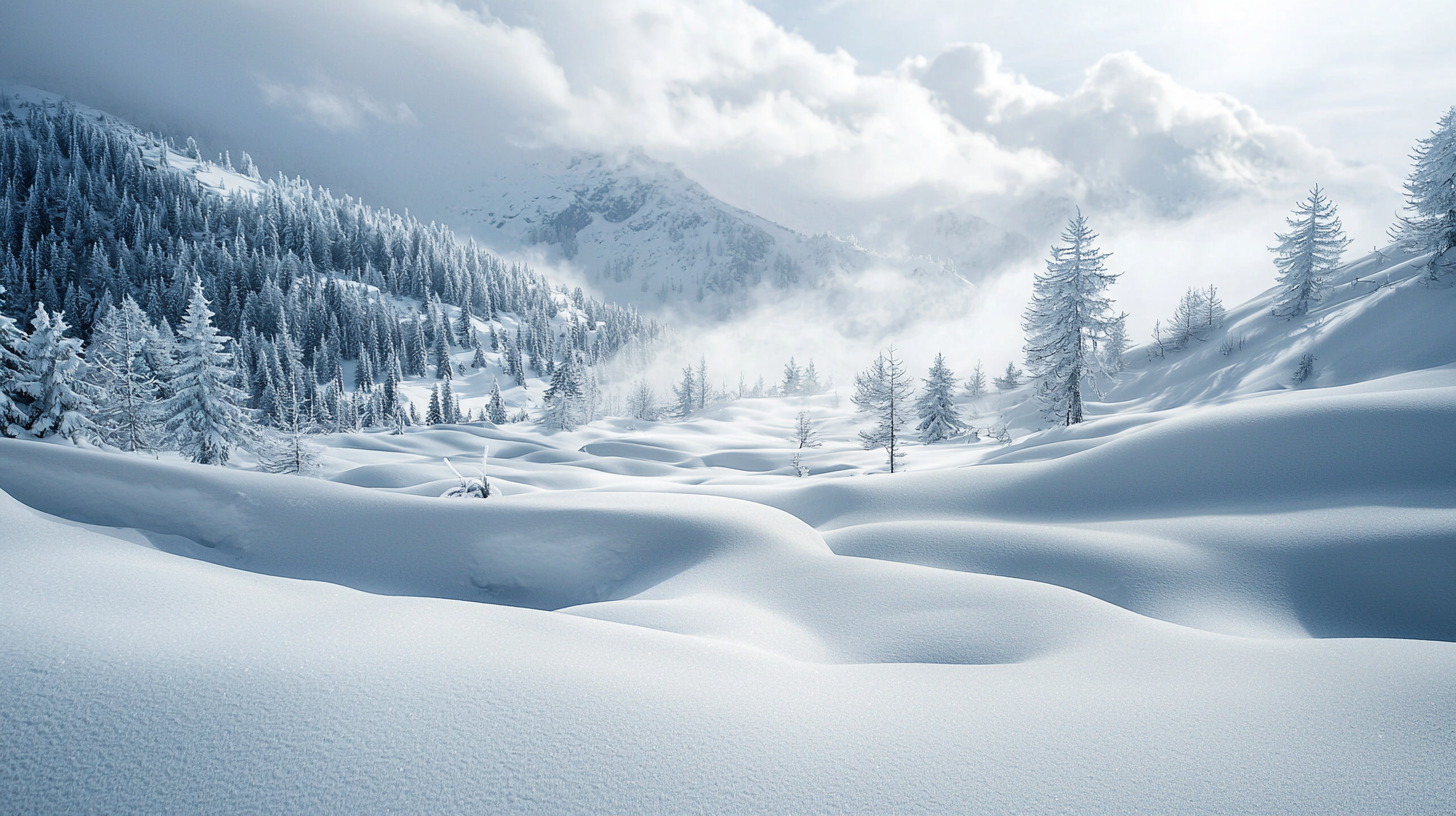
[454,302,475,347]
[542,355,583,431]
[1022,210,1121,426]
[1101,312,1129,374]
[426,385,444,425]
[580,366,602,423]
[1202,286,1225,331]
[442,378,460,424]
[88,296,168,452]
[11,304,97,441]
[354,344,375,392]
[627,380,658,421]
[1392,106,1456,278]
[433,310,454,380]
[695,357,710,410]
[853,347,914,472]
[801,360,822,396]
[965,361,987,398]
[163,281,253,465]
[486,380,509,424]
[992,361,1023,391]
[781,358,801,396]
[1165,287,1208,350]
[0,286,29,435]
[792,409,822,449]
[672,365,696,419]
[914,353,967,444]
[255,378,322,476]
[470,332,488,369]
[1270,185,1349,319]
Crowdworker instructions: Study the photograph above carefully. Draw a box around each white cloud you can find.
[915,44,1374,218]
[257,79,417,131]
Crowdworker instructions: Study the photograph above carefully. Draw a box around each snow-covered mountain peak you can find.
[449,149,956,321]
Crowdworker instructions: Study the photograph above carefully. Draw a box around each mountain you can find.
[0,87,662,438]
[448,150,999,321]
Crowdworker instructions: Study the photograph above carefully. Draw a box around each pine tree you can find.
[1022,210,1121,426]
[486,379,508,424]
[542,355,583,431]
[914,353,966,444]
[433,313,454,379]
[1393,106,1456,278]
[12,304,96,441]
[781,358,801,396]
[1101,312,1129,374]
[1293,352,1317,384]
[801,360,822,395]
[965,361,987,399]
[1270,185,1349,319]
[993,361,1023,391]
[470,331,488,369]
[354,344,374,392]
[852,347,914,472]
[163,281,252,464]
[1166,287,1207,350]
[88,296,167,452]
[792,409,822,449]
[256,380,322,475]
[672,365,696,419]
[696,358,710,410]
[441,378,460,424]
[426,384,444,425]
[627,380,658,421]
[1202,286,1225,331]
[0,286,29,435]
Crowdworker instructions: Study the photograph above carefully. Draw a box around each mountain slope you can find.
[449,150,1008,320]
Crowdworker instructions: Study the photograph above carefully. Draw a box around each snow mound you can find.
[0,440,827,612]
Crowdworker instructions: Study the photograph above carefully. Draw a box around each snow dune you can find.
[2,475,1453,814]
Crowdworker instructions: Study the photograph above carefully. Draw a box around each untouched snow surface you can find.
[3,242,1456,811]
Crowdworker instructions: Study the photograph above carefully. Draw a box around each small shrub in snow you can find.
[791,452,810,478]
[1292,353,1317,385]
[441,448,492,498]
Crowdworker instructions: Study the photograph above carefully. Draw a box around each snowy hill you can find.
[448,150,1000,321]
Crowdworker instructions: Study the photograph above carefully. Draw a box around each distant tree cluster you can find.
[1150,285,1224,356]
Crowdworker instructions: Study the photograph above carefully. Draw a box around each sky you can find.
[2,0,1451,378]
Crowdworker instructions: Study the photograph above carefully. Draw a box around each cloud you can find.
[257,79,417,131]
[915,43,1367,217]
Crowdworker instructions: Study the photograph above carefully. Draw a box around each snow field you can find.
[2,226,1455,812]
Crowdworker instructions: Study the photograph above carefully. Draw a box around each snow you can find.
[3,133,1456,811]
